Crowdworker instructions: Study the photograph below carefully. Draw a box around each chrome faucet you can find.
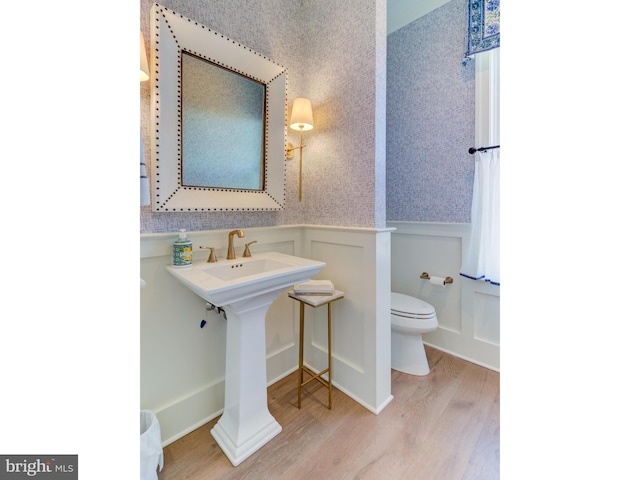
[227,229,245,259]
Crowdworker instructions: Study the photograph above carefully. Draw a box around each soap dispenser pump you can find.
[173,229,193,267]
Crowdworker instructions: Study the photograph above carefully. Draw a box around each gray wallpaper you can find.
[139,0,385,233]
[386,0,475,223]
[140,0,475,233]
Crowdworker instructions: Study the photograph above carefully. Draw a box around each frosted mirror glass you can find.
[182,52,265,190]
[151,3,287,211]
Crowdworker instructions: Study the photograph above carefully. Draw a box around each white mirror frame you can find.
[151,3,287,211]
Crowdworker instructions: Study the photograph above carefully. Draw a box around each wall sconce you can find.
[140,32,149,81]
[285,97,314,201]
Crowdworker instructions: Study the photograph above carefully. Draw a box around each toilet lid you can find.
[391,292,435,316]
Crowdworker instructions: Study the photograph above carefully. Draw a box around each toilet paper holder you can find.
[420,272,454,284]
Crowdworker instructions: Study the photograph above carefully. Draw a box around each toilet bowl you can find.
[390,292,438,376]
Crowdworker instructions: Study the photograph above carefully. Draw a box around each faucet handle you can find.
[242,240,257,258]
[200,246,217,263]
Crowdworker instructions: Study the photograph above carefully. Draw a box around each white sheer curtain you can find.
[460,148,500,285]
[461,46,499,285]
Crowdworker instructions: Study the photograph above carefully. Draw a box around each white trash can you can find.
[140,410,164,480]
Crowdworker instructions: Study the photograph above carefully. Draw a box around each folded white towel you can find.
[293,279,334,295]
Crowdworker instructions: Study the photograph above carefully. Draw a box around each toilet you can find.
[390,292,438,376]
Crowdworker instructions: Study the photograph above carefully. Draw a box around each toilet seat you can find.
[392,311,436,320]
[391,292,435,318]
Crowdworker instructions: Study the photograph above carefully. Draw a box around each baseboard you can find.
[156,379,225,447]
[423,341,500,373]
[301,363,395,415]
[155,346,299,446]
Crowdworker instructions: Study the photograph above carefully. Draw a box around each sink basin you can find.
[203,257,292,282]
[166,251,325,307]
[165,251,326,466]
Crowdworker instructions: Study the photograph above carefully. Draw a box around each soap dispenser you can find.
[173,229,193,267]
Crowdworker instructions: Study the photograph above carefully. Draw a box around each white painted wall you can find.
[388,222,500,371]
[140,225,393,445]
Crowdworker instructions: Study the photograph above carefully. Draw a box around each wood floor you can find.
[157,346,500,480]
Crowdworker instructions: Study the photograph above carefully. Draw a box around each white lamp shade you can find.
[289,97,314,131]
[140,31,150,81]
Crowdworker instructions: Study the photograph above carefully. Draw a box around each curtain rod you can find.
[468,145,500,154]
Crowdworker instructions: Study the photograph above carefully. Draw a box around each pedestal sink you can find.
[166,252,325,466]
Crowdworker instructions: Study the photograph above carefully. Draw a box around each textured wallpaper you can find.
[139,0,385,233]
[295,0,387,228]
[386,0,475,223]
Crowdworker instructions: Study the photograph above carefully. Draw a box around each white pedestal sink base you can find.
[211,291,284,466]
[211,414,281,467]
[165,252,326,466]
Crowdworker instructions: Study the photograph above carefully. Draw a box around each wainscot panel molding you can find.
[141,225,394,445]
[388,222,500,371]
[301,225,395,414]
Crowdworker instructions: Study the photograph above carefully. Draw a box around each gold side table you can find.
[288,289,344,410]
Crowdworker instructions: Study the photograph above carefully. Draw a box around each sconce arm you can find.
[286,142,306,159]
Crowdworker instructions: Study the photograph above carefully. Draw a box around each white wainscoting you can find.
[140,225,393,445]
[302,226,394,414]
[388,222,500,371]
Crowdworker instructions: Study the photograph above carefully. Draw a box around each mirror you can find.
[182,52,265,190]
[151,3,287,211]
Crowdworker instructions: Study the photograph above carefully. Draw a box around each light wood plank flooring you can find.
[158,346,500,480]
